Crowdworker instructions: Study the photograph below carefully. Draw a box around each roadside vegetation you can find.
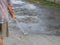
[27,0,60,10]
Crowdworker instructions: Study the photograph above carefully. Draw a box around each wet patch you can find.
[16,16,39,23]
[9,0,60,35]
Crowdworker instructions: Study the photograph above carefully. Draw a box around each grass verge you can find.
[26,0,60,10]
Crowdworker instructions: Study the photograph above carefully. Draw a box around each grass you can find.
[26,0,60,10]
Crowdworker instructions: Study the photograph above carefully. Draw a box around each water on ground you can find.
[9,0,60,35]
[3,0,60,45]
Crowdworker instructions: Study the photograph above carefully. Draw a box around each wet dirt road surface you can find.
[8,0,60,35]
[3,0,60,45]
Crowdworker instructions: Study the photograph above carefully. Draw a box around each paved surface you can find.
[3,28,60,45]
[3,0,60,45]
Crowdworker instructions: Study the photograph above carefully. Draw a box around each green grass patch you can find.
[26,0,60,10]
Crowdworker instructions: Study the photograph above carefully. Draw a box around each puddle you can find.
[9,0,60,35]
